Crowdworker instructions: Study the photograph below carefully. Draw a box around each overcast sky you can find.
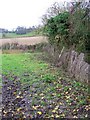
[0,0,84,30]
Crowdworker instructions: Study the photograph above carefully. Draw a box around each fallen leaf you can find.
[3,110,7,114]
[85,114,88,117]
[61,113,65,117]
[65,92,68,94]
[73,116,78,118]
[55,105,59,110]
[17,107,22,112]
[37,111,42,115]
[59,102,62,105]
[23,115,26,118]
[55,114,60,118]
[73,109,76,112]
[69,88,71,90]
[13,92,16,95]
[51,114,54,117]
[52,109,56,113]
[32,106,37,110]
[41,97,44,99]
[40,93,44,96]
[66,96,70,99]
[8,87,11,90]
[16,95,23,99]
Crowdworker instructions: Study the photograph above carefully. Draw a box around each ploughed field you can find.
[0,36,48,46]
[1,51,89,119]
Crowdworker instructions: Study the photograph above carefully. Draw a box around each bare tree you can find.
[41,2,65,25]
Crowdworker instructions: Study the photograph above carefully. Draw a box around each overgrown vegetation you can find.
[43,1,90,62]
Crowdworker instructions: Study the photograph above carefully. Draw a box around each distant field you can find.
[0,36,48,46]
[2,31,41,38]
[0,33,2,39]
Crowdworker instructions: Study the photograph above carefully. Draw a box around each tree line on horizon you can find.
[0,26,40,35]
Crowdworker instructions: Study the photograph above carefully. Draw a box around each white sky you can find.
[0,0,84,30]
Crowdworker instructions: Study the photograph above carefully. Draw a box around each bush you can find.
[45,12,70,48]
[43,1,90,55]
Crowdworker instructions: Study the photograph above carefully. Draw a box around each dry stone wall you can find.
[67,51,89,83]
[43,45,90,84]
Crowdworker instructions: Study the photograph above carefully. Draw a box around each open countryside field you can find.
[1,30,41,38]
[0,36,48,46]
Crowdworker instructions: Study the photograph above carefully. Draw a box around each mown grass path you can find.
[2,52,89,119]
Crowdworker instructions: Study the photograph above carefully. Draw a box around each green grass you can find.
[2,52,58,85]
[0,33,2,38]
[3,31,42,38]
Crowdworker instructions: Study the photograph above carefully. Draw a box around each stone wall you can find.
[42,44,90,84]
[67,51,89,83]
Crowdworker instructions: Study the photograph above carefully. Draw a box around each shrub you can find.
[43,1,90,56]
[45,12,70,48]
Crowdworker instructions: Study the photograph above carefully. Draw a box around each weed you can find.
[42,74,56,83]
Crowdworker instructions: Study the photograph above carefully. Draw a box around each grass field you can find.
[2,52,58,84]
[2,31,41,38]
[0,33,2,38]
[1,51,89,118]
